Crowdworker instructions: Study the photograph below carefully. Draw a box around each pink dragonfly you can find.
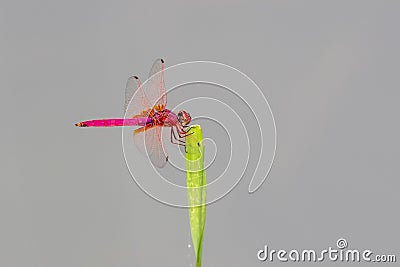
[75,59,192,167]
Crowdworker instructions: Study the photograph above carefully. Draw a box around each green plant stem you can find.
[185,125,206,267]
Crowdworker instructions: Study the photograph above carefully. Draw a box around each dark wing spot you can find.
[133,76,139,79]
[160,59,164,63]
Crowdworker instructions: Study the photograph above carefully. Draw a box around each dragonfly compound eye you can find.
[178,110,191,126]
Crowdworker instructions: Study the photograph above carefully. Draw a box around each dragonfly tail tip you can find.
[75,122,86,127]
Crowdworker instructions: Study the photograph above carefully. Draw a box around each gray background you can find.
[1,0,399,266]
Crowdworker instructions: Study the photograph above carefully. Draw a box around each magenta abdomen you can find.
[76,117,152,127]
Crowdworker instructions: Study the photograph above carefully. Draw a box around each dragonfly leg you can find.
[177,127,194,138]
[174,127,187,143]
[183,125,194,134]
[170,127,186,146]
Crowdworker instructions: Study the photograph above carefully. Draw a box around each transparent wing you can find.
[133,126,168,168]
[124,75,152,118]
[145,58,167,111]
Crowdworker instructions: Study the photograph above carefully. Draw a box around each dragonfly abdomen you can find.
[75,118,152,127]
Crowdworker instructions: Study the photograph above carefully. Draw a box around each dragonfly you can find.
[75,58,192,168]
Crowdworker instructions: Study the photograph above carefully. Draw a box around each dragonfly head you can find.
[177,110,191,126]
